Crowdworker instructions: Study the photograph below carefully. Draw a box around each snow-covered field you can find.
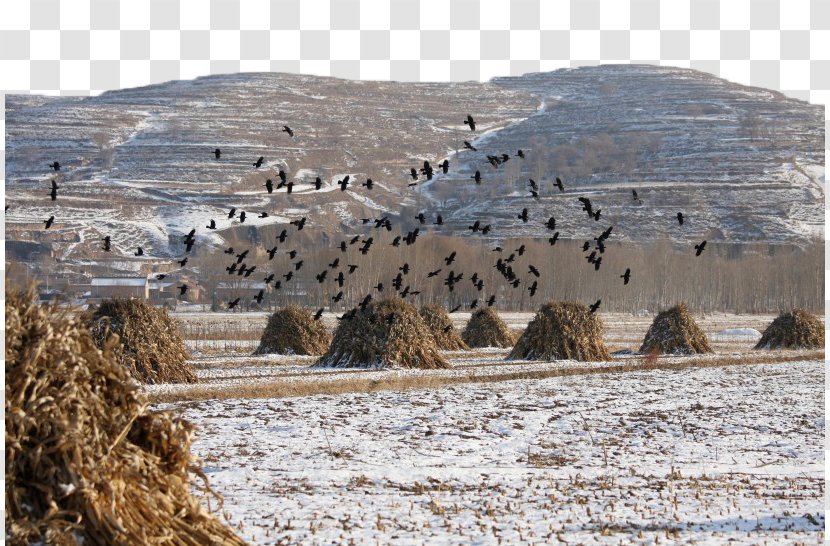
[159,358,824,545]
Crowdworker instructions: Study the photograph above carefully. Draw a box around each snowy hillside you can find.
[4,65,823,271]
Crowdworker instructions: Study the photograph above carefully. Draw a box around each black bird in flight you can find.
[439,159,449,174]
[228,207,236,218]
[471,170,481,184]
[283,271,294,281]
[347,264,358,274]
[528,265,540,277]
[528,281,538,297]
[518,208,529,223]
[374,282,384,292]
[294,260,304,271]
[135,247,144,256]
[695,240,707,256]
[156,274,167,280]
[415,212,426,225]
[277,229,288,243]
[265,179,273,193]
[529,179,538,191]
[427,268,442,278]
[50,180,60,201]
[391,236,401,247]
[44,215,55,229]
[178,257,188,267]
[227,298,241,310]
[516,244,526,256]
[290,217,307,230]
[545,216,556,230]
[444,251,457,266]
[239,211,247,223]
[316,270,328,283]
[362,178,374,190]
[214,148,221,159]
[178,284,188,296]
[621,268,631,285]
[530,190,539,200]
[554,177,564,192]
[49,161,60,171]
[421,161,434,180]
[589,299,601,314]
[339,177,350,191]
[463,114,476,131]
[315,177,323,190]
[253,290,265,304]
[593,209,602,221]
[236,249,249,263]
[102,236,111,252]
[487,295,496,307]
[226,262,238,275]
[548,232,559,245]
[332,291,344,303]
[578,197,593,215]
[184,238,195,252]
[329,257,340,269]
[206,219,216,229]
[593,257,602,271]
[410,168,419,180]
[597,226,613,242]
[282,125,294,137]
[264,273,275,284]
[449,304,462,313]
[463,141,477,152]
[259,212,269,218]
[677,212,684,226]
[253,156,264,168]
[224,247,234,254]
[288,249,298,259]
[335,271,346,288]
[468,220,482,233]
[313,308,324,321]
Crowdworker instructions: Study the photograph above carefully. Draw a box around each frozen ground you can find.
[164,359,824,545]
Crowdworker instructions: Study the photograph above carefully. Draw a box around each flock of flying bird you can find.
[31,114,707,319]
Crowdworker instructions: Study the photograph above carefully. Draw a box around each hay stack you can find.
[5,289,248,546]
[639,303,713,355]
[253,305,332,355]
[507,301,610,361]
[419,304,469,350]
[314,298,449,369]
[462,308,516,348]
[755,309,824,350]
[87,298,195,384]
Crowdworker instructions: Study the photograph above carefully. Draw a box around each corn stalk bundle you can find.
[5,289,248,546]
[86,298,195,384]
[507,301,610,361]
[418,304,469,351]
[755,309,824,350]
[253,306,331,355]
[313,298,449,369]
[461,308,516,348]
[639,303,713,355]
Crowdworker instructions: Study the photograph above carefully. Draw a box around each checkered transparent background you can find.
[1,0,827,537]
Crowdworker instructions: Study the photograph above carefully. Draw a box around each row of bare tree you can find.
[196,232,823,315]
